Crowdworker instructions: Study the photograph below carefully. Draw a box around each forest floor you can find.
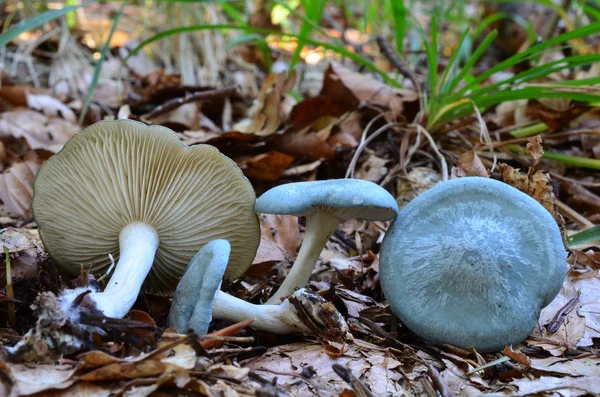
[1,1,600,396]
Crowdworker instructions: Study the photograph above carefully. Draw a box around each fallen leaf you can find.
[234,71,296,136]
[450,151,489,178]
[354,154,390,183]
[25,92,76,122]
[528,280,586,355]
[0,150,52,217]
[497,163,566,240]
[272,131,335,161]
[396,167,441,210]
[486,376,600,397]
[0,110,79,152]
[5,363,79,396]
[526,135,544,165]
[254,213,299,264]
[501,346,530,367]
[326,62,418,121]
[242,152,294,181]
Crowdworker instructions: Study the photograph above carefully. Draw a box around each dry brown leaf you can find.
[396,167,441,210]
[0,228,44,287]
[497,163,566,239]
[355,154,390,183]
[0,85,52,107]
[254,213,299,264]
[0,150,52,217]
[234,71,296,136]
[242,151,294,181]
[450,151,489,178]
[486,376,600,397]
[0,110,79,152]
[528,279,586,355]
[5,363,79,396]
[530,355,600,377]
[25,92,76,122]
[501,346,530,367]
[243,342,405,396]
[29,382,113,397]
[272,131,335,161]
[327,62,418,121]
[526,135,544,165]
[79,360,177,382]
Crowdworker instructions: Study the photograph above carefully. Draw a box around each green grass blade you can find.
[445,30,497,97]
[425,16,439,114]
[456,21,600,97]
[123,24,399,87]
[0,3,86,47]
[568,225,600,246]
[390,0,407,54]
[437,28,470,97]
[290,0,326,70]
[79,0,127,125]
[541,151,600,170]
[219,1,245,24]
[510,123,548,138]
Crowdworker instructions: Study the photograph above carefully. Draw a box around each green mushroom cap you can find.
[379,177,566,352]
[254,179,399,220]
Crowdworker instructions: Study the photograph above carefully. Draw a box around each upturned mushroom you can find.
[254,179,398,304]
[167,239,316,334]
[32,120,259,318]
[379,177,566,352]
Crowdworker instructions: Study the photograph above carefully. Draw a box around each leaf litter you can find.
[1,2,600,396]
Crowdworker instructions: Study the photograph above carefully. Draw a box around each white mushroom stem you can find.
[212,290,311,334]
[266,211,340,304]
[93,222,159,318]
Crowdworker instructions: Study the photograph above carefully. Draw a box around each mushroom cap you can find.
[168,239,230,334]
[380,177,566,352]
[32,120,259,294]
[254,179,398,220]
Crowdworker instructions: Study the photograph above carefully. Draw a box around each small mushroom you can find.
[32,120,259,318]
[167,239,312,334]
[379,177,566,352]
[255,179,398,304]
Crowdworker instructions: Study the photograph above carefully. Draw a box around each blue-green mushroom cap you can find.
[379,177,566,352]
[254,179,399,220]
[167,239,230,334]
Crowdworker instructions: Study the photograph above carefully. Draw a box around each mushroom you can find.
[167,239,313,334]
[379,177,566,352]
[255,179,398,304]
[32,120,260,318]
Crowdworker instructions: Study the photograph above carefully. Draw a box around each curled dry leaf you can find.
[0,228,44,287]
[526,135,544,166]
[326,62,418,121]
[271,131,335,161]
[396,167,441,210]
[234,71,297,136]
[0,110,79,152]
[450,151,489,178]
[497,163,566,239]
[0,150,52,217]
[528,279,586,355]
[241,151,295,181]
[355,154,390,183]
[25,92,76,122]
[254,213,299,265]
[242,342,405,396]
[3,363,78,396]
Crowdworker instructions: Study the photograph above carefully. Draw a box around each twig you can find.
[332,364,376,397]
[3,246,16,329]
[556,199,595,229]
[142,86,237,120]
